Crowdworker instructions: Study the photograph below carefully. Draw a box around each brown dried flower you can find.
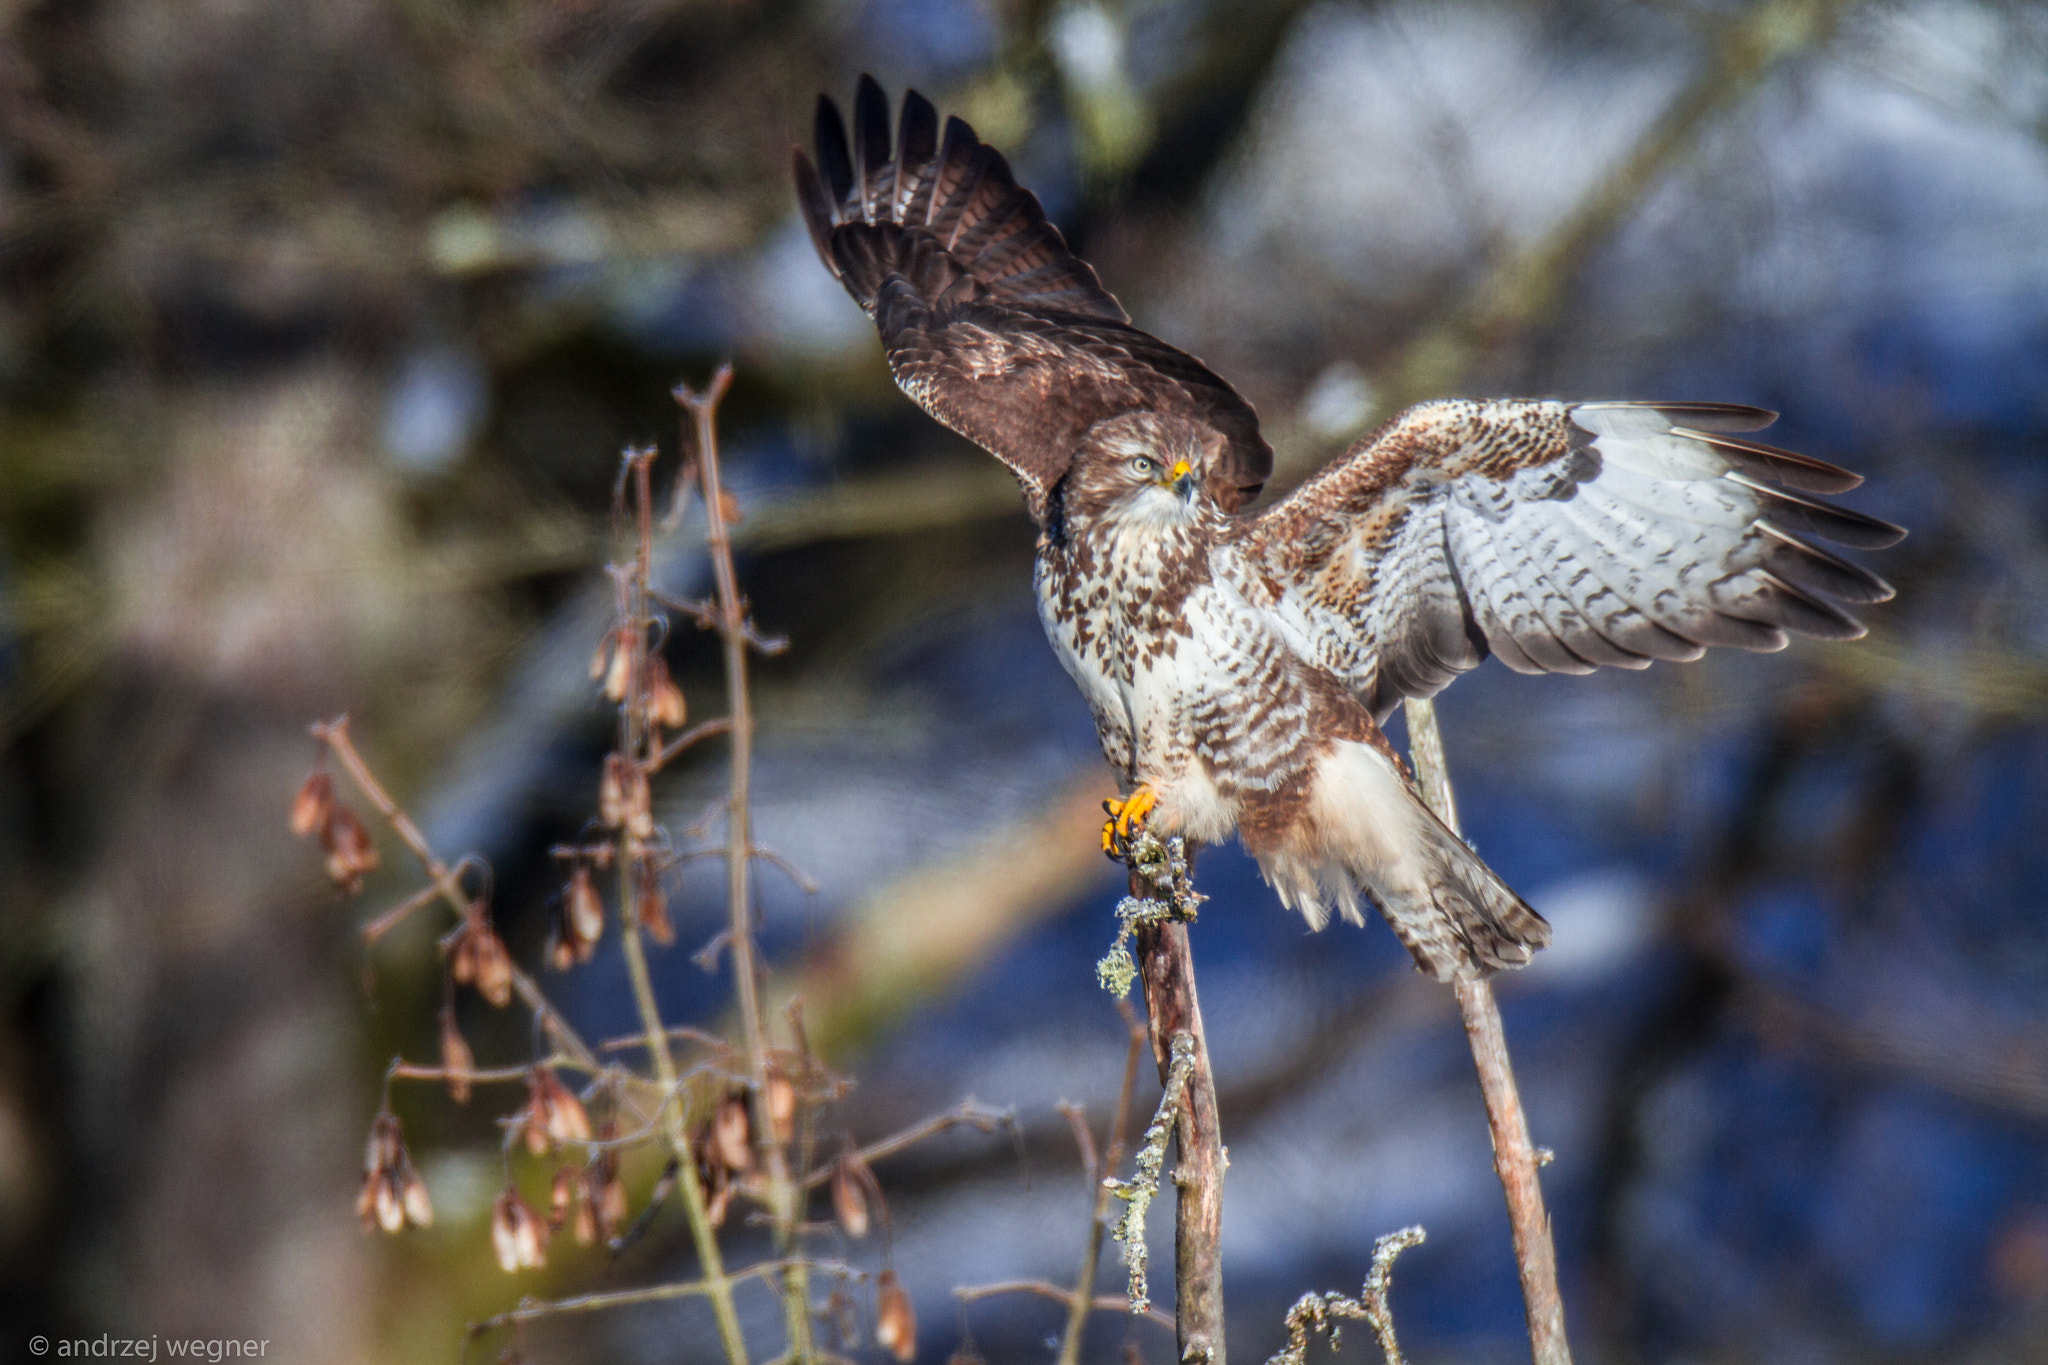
[356,1112,432,1234]
[289,771,333,837]
[831,1150,879,1240]
[644,654,688,731]
[710,1092,751,1173]
[635,858,673,945]
[321,804,380,892]
[447,911,513,1008]
[590,1141,627,1244]
[875,1269,917,1363]
[598,755,653,839]
[491,1187,548,1272]
[593,628,633,703]
[438,1006,474,1104]
[521,1066,592,1155]
[551,863,605,969]
[765,1072,797,1147]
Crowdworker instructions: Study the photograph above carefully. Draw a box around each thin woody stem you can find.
[612,443,754,1365]
[953,1280,1175,1331]
[1057,1006,1147,1365]
[1402,697,1571,1365]
[680,366,814,1362]
[314,717,597,1075]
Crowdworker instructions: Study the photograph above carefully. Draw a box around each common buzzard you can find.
[795,79,1902,981]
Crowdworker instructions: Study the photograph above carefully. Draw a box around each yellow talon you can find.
[1100,787,1160,860]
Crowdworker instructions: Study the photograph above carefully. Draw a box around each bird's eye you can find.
[1130,456,1156,477]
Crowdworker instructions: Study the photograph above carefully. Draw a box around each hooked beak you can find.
[1168,459,1196,499]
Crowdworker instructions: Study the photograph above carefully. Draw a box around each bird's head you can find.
[1064,412,1221,531]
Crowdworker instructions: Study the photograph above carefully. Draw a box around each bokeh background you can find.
[3,0,2046,1361]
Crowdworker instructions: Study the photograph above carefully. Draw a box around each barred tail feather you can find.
[1257,739,1549,981]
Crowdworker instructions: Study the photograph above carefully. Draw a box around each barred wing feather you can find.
[794,77,1272,517]
[1247,400,1904,721]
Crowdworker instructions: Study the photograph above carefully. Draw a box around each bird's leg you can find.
[1101,787,1160,859]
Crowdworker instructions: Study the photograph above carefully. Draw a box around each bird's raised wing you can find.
[794,77,1271,519]
[1244,400,1904,720]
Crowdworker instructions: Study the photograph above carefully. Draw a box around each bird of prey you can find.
[794,78,1902,981]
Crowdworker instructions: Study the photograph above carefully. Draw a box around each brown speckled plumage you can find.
[796,81,1904,980]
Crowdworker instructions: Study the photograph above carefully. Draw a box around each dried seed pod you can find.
[372,1171,406,1233]
[438,1007,474,1104]
[598,755,653,838]
[522,1067,591,1154]
[490,1188,548,1272]
[831,1153,872,1239]
[644,655,688,731]
[549,1167,579,1230]
[565,863,604,953]
[635,859,673,945]
[322,805,380,892]
[449,914,514,1008]
[765,1072,796,1147]
[400,1168,434,1227]
[365,1112,404,1174]
[601,630,633,703]
[595,1169,628,1242]
[358,1112,431,1234]
[875,1269,917,1363]
[711,1093,751,1173]
[289,771,333,837]
[570,1183,598,1246]
[588,631,613,683]
[543,1074,592,1147]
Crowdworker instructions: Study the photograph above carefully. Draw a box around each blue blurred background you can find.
[2,0,2044,1361]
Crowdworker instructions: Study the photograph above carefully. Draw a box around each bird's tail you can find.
[1381,802,1551,981]
[1259,738,1550,981]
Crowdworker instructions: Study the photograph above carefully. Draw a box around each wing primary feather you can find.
[814,96,854,210]
[852,75,891,222]
[894,89,938,218]
[1755,524,1896,604]
[1743,570,1869,640]
[1646,401,1779,432]
[792,150,840,275]
[1729,472,1908,549]
[1674,427,1864,494]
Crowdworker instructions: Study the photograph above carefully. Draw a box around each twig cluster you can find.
[289,367,1016,1365]
[1265,1225,1427,1365]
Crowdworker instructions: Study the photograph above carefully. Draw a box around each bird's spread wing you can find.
[1244,400,1905,720]
[794,77,1271,517]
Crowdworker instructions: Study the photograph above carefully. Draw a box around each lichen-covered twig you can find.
[1104,1029,1196,1313]
[1097,832,1204,997]
[1265,1225,1426,1365]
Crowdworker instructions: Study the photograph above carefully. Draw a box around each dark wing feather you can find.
[1244,400,1903,720]
[793,77,1272,517]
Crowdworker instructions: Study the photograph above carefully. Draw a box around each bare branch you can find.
[951,1279,1175,1331]
[1405,697,1571,1365]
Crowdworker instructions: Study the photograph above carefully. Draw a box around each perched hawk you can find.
[795,79,1902,980]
